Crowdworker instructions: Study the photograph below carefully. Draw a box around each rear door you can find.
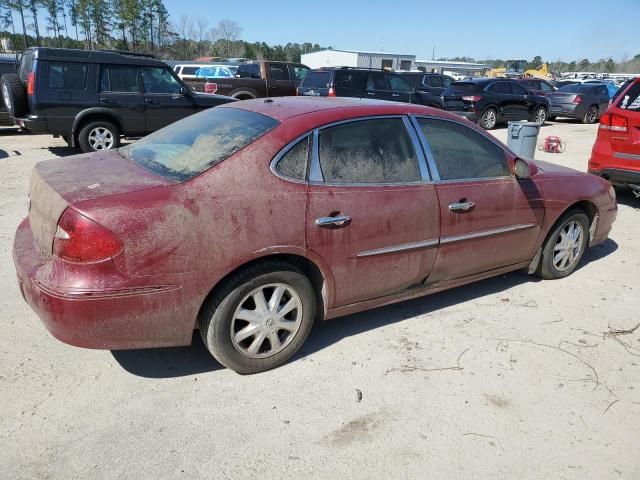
[386,73,414,103]
[99,64,146,135]
[364,71,388,100]
[333,70,367,98]
[413,116,543,282]
[267,63,295,97]
[305,116,440,307]
[511,81,536,118]
[141,66,196,131]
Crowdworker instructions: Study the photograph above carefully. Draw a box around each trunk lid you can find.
[28,150,175,256]
[547,92,578,105]
[442,82,477,111]
[297,71,333,97]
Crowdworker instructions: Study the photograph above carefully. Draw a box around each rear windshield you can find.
[557,84,592,93]
[119,107,279,182]
[302,71,332,88]
[617,82,640,112]
[443,82,477,95]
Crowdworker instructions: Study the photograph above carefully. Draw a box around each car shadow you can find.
[0,126,20,135]
[47,146,79,157]
[615,189,639,209]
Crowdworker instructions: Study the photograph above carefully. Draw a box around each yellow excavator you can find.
[488,61,554,80]
[524,63,553,80]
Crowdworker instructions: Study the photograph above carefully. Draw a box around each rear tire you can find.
[537,210,590,280]
[1,74,28,118]
[533,106,547,125]
[77,120,120,152]
[478,108,497,130]
[583,105,599,124]
[198,261,316,374]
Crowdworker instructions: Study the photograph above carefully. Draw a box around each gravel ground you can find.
[1,120,639,480]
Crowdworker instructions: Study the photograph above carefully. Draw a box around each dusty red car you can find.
[14,97,617,373]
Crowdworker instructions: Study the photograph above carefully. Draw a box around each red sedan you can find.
[13,97,617,373]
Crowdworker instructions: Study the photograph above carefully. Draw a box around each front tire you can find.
[478,108,497,130]
[537,210,590,279]
[77,120,120,152]
[533,106,547,125]
[199,261,316,374]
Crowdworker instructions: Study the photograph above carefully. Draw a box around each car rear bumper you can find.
[589,168,640,186]
[13,218,194,350]
[13,115,48,133]
[549,103,583,119]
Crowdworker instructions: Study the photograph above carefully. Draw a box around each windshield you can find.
[119,107,279,182]
[302,71,332,88]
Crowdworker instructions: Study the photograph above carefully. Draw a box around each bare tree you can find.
[210,19,241,58]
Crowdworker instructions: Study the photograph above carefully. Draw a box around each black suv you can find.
[0,56,18,126]
[1,48,235,152]
[442,78,550,129]
[400,72,455,108]
[297,67,419,104]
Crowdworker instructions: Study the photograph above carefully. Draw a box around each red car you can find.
[589,77,640,194]
[13,97,617,373]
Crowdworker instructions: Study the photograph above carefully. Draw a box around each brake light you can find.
[599,112,629,133]
[462,95,482,102]
[328,87,336,97]
[573,95,582,104]
[204,82,218,94]
[53,208,123,263]
[27,72,35,95]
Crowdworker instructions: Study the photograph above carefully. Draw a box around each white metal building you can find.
[414,59,487,77]
[302,49,415,71]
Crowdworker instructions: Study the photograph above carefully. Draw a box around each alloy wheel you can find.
[88,127,115,150]
[553,220,584,272]
[534,108,546,125]
[587,106,598,124]
[482,109,497,129]
[230,283,303,359]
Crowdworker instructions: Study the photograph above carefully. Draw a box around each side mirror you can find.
[180,86,191,96]
[514,158,535,178]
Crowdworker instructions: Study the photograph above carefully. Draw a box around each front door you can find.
[305,117,440,307]
[386,73,415,103]
[414,116,544,282]
[267,63,295,97]
[141,66,196,132]
[364,71,388,101]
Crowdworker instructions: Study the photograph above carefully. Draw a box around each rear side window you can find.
[276,136,309,180]
[19,52,34,82]
[335,71,366,90]
[540,82,554,92]
[237,64,261,79]
[612,80,632,102]
[426,76,443,88]
[269,64,290,81]
[418,118,509,180]
[511,83,528,95]
[47,62,88,89]
[489,82,513,94]
[100,65,139,92]
[617,83,640,112]
[366,72,387,91]
[388,74,413,92]
[302,71,332,88]
[120,107,279,182]
[318,118,420,184]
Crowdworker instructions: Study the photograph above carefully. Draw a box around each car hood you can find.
[28,149,174,255]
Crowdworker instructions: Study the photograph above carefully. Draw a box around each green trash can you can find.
[507,121,540,159]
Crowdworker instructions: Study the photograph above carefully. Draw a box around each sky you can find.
[164,0,640,62]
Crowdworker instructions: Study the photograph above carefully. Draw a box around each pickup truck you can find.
[204,61,310,99]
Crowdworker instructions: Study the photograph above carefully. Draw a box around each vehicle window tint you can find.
[180,67,199,75]
[303,71,332,88]
[47,62,87,89]
[141,67,182,94]
[388,74,413,92]
[336,71,366,90]
[318,118,420,183]
[558,84,581,93]
[19,52,34,82]
[612,80,632,102]
[290,65,309,82]
[418,118,510,180]
[427,76,443,88]
[366,72,387,91]
[540,82,553,92]
[618,83,640,111]
[236,64,261,79]
[491,82,512,94]
[442,76,454,87]
[443,83,476,95]
[276,137,309,180]
[269,64,290,81]
[101,65,139,92]
[120,107,279,182]
[511,82,528,95]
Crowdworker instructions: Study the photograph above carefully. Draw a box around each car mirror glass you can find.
[514,158,531,178]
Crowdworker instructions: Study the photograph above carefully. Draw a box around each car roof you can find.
[25,47,167,67]
[222,96,459,123]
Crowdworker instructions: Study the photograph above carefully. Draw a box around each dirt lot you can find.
[1,120,639,480]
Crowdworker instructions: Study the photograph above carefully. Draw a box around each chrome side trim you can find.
[355,239,439,258]
[613,152,640,161]
[441,223,537,245]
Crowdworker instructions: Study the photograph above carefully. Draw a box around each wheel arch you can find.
[71,109,124,146]
[229,89,258,100]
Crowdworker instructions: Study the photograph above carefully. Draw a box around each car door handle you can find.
[367,92,375,96]
[99,98,115,104]
[145,98,159,105]
[392,93,400,97]
[449,201,475,212]
[315,215,351,227]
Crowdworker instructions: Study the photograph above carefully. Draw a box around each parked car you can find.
[589,77,640,192]
[0,56,18,126]
[213,61,310,99]
[13,97,617,373]
[442,78,550,129]
[553,80,579,89]
[297,67,419,105]
[517,78,556,96]
[0,48,235,152]
[401,72,455,108]
[173,63,234,92]
[546,83,610,123]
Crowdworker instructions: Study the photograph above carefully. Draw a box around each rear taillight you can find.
[599,112,629,133]
[27,72,35,96]
[53,208,123,263]
[328,87,336,97]
[204,82,218,94]
[462,95,482,102]
[573,95,582,104]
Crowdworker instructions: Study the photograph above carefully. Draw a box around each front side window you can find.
[47,61,87,89]
[489,82,512,94]
[276,136,309,180]
[388,74,413,92]
[418,118,510,180]
[141,67,182,94]
[318,118,420,184]
[442,76,454,87]
[120,107,279,182]
[268,64,290,81]
[100,65,139,92]
[366,72,387,91]
[237,64,261,79]
[540,81,554,92]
